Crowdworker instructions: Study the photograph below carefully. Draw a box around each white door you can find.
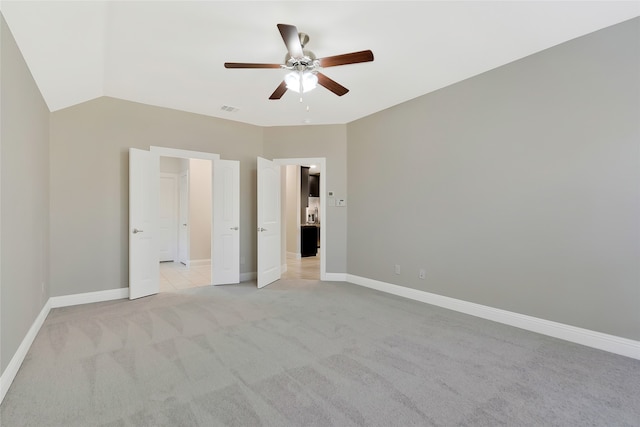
[178,171,189,265]
[212,159,240,285]
[257,157,281,288]
[129,148,160,299]
[159,173,178,262]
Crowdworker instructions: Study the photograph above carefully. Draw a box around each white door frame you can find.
[151,147,220,283]
[274,157,327,281]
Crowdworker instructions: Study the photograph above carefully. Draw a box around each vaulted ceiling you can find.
[1,1,638,127]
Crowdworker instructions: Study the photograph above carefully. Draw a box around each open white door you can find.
[212,159,240,285]
[178,171,189,265]
[257,157,281,288]
[129,148,160,299]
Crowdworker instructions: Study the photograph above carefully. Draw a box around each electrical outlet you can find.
[419,269,426,279]
[394,264,401,275]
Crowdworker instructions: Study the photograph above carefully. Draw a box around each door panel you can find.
[129,148,160,299]
[178,171,189,265]
[257,157,281,288]
[212,159,240,285]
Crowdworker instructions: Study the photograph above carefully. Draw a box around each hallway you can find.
[281,252,320,280]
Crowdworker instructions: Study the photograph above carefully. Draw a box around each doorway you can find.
[158,156,212,292]
[129,146,240,300]
[281,165,320,280]
[274,157,326,281]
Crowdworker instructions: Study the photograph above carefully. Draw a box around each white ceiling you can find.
[1,1,638,127]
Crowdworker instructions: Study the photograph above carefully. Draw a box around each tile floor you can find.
[159,261,212,292]
[281,251,320,280]
[159,251,321,292]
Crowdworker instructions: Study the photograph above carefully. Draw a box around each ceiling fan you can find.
[224,24,374,100]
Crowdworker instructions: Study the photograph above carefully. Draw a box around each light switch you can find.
[337,199,346,207]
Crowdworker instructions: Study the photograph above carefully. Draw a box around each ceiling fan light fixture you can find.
[226,24,374,100]
[285,71,318,93]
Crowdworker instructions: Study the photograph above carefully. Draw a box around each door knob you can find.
[230,226,239,231]
[258,227,267,232]
[132,228,144,234]
[182,223,187,226]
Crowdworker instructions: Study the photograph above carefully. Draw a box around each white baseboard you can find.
[281,263,288,274]
[240,271,257,282]
[189,259,211,267]
[0,287,130,405]
[0,299,51,405]
[323,273,347,281]
[346,274,640,360]
[286,251,301,260]
[50,288,129,308]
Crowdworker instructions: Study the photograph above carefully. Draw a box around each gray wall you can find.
[188,158,212,262]
[0,15,50,374]
[263,125,348,274]
[159,156,183,173]
[347,18,640,340]
[49,97,263,297]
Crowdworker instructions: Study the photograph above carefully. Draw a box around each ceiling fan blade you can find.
[277,23,304,58]
[269,81,288,100]
[318,50,374,68]
[317,73,349,96]
[224,62,282,69]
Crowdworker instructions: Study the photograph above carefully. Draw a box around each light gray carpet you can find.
[1,280,639,426]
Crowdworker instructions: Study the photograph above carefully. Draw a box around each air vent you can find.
[220,105,240,113]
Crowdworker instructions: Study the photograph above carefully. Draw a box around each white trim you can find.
[50,288,129,308]
[189,259,211,267]
[287,251,302,260]
[324,273,347,281]
[346,275,640,360]
[0,300,51,404]
[240,271,257,282]
[281,263,288,274]
[150,146,220,161]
